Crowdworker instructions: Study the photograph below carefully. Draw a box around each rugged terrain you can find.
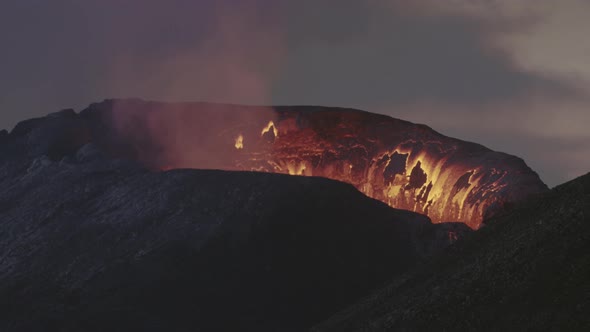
[313,172,590,331]
[0,102,577,331]
[0,109,470,331]
[51,99,548,228]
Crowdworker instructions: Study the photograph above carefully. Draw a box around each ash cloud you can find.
[108,99,278,170]
[0,0,588,186]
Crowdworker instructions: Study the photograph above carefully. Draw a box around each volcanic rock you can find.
[0,141,469,331]
[313,172,590,331]
[76,99,548,228]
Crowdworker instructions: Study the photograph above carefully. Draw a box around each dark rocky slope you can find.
[80,99,548,228]
[313,172,590,331]
[0,113,471,331]
[3,99,548,228]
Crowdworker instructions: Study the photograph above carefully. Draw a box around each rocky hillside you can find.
[83,99,548,228]
[313,172,590,331]
[4,99,548,228]
[0,110,471,331]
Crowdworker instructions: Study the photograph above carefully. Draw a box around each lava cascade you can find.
[86,100,548,229]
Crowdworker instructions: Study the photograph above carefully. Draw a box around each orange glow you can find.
[235,134,244,149]
[136,108,544,230]
[233,136,510,228]
[285,161,308,176]
[261,121,278,138]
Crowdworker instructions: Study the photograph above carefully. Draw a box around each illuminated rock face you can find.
[83,99,549,229]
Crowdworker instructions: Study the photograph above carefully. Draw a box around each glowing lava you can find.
[261,121,278,138]
[225,112,546,229]
[235,134,244,150]
[98,100,548,229]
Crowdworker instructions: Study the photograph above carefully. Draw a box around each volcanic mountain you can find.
[26,98,548,229]
[0,102,583,331]
[0,111,470,331]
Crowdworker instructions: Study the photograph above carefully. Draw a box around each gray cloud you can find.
[0,0,588,186]
[272,1,581,107]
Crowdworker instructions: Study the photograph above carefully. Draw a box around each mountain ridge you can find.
[313,172,590,331]
[0,145,470,331]
[2,99,548,228]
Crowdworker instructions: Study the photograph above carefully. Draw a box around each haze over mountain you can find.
[2,1,589,330]
[2,1,590,186]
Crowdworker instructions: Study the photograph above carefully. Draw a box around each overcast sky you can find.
[1,0,588,186]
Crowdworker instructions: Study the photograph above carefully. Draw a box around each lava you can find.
[235,134,244,150]
[220,112,545,229]
[261,121,278,138]
[97,100,548,229]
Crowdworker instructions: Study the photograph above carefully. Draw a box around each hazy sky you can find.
[1,0,589,186]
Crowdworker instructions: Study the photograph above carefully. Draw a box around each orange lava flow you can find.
[223,118,513,229]
[102,100,546,229]
[261,121,278,138]
[137,108,544,229]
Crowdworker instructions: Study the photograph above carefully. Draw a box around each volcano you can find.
[0,100,582,331]
[73,99,548,228]
[0,126,470,331]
